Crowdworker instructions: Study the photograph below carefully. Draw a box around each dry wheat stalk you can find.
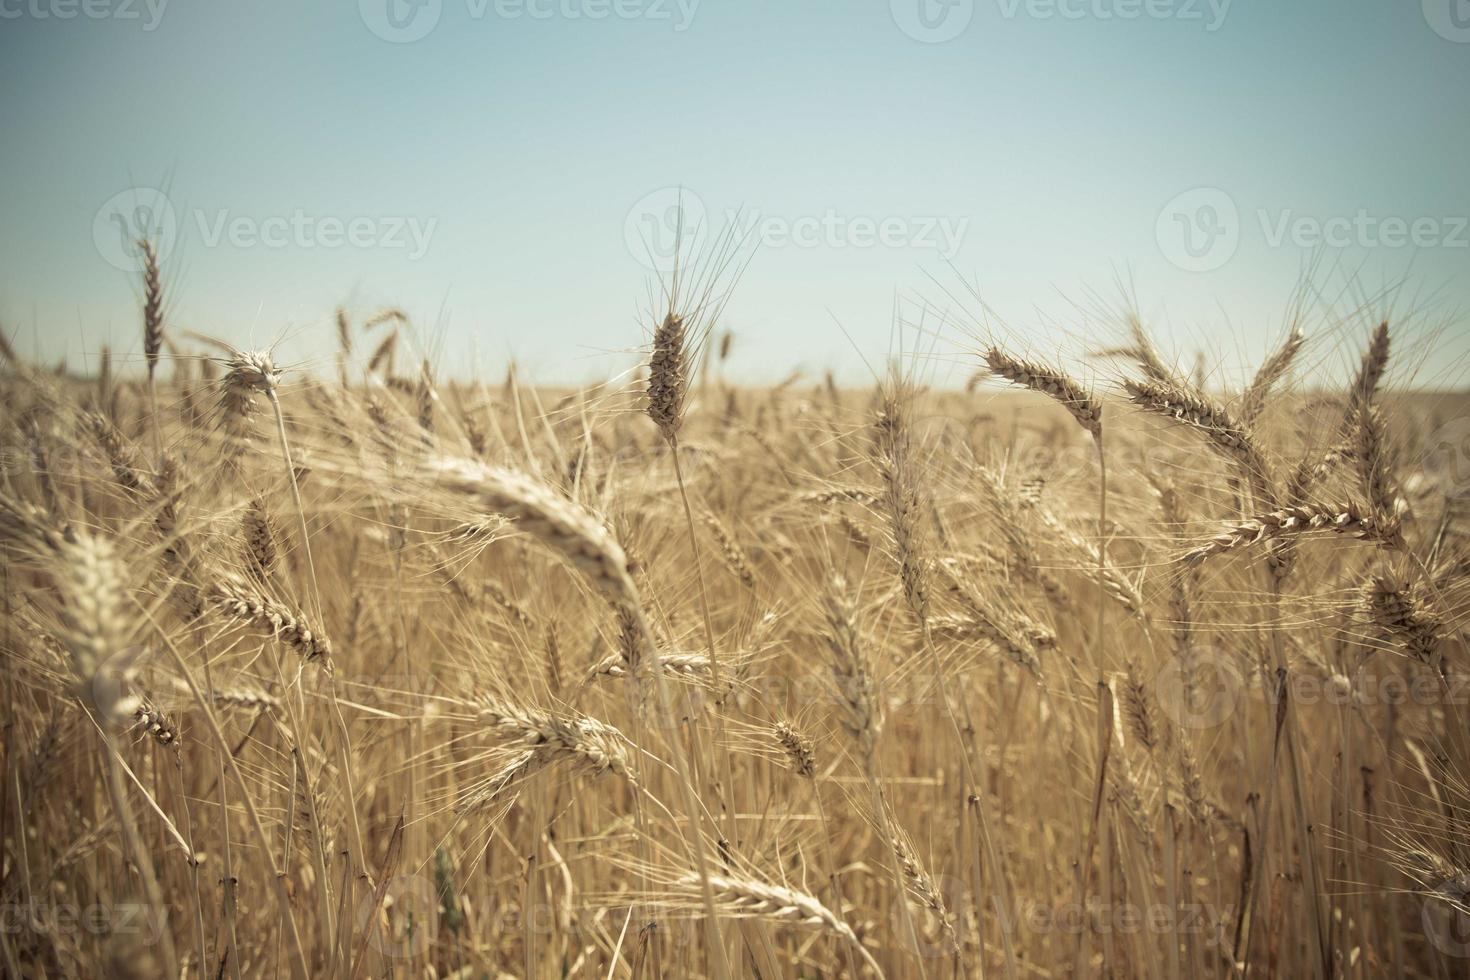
[801,487,880,506]
[19,411,60,514]
[210,577,332,665]
[425,449,725,967]
[647,312,687,442]
[363,307,409,332]
[1120,664,1160,753]
[1355,401,1403,538]
[335,307,352,356]
[872,389,933,626]
[1124,377,1275,505]
[22,719,64,808]
[820,582,881,762]
[461,698,636,812]
[84,411,154,496]
[1181,500,1391,566]
[1349,320,1391,417]
[3,518,181,974]
[0,493,71,557]
[1289,322,1394,503]
[977,466,1076,612]
[1109,748,1154,845]
[1240,327,1304,423]
[133,698,179,747]
[242,496,279,577]
[1364,575,1442,666]
[679,873,883,975]
[460,749,541,814]
[447,516,512,541]
[367,331,398,376]
[985,346,1103,440]
[1399,849,1470,910]
[929,611,1043,676]
[1176,733,1208,824]
[0,322,16,367]
[214,347,280,469]
[888,830,958,951]
[140,239,164,385]
[150,456,205,620]
[544,622,563,695]
[53,531,142,730]
[1037,507,1148,618]
[424,458,636,604]
[213,686,281,713]
[483,581,537,631]
[702,510,756,589]
[416,359,437,436]
[774,721,816,779]
[1108,312,1176,383]
[587,650,713,682]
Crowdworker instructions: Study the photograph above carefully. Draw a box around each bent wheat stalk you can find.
[681,872,886,978]
[424,457,731,980]
[1181,501,1390,566]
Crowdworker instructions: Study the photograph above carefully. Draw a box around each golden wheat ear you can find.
[984,345,1103,441]
[646,311,687,443]
[139,238,165,385]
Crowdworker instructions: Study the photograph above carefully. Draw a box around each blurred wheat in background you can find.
[1,246,1468,979]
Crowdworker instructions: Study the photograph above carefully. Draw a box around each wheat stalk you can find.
[680,872,885,977]
[1181,501,1391,565]
[210,577,332,665]
[1124,377,1276,505]
[985,346,1103,440]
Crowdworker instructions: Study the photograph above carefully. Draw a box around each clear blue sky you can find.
[2,0,1468,388]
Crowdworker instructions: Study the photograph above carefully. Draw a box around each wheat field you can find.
[2,257,1469,979]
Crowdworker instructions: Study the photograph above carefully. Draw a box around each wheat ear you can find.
[1181,501,1389,566]
[1124,378,1276,506]
[424,456,729,976]
[684,873,885,978]
[985,346,1104,440]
